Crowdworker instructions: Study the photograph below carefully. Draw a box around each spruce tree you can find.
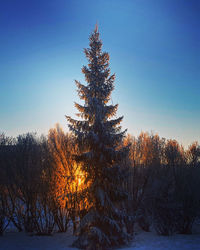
[66,26,131,249]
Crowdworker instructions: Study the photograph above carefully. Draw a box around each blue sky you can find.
[0,0,199,147]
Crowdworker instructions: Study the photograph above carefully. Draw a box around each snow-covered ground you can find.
[0,223,200,250]
[121,230,200,250]
[0,231,75,250]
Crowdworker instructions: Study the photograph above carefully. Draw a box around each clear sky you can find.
[0,0,199,147]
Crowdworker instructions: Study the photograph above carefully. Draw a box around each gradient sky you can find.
[0,0,199,147]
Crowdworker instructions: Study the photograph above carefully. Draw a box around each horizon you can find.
[0,0,199,148]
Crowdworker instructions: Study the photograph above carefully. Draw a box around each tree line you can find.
[0,128,199,237]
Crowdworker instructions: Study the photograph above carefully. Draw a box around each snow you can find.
[0,231,76,250]
[0,224,200,250]
[121,231,200,250]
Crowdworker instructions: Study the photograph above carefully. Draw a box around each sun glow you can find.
[75,167,85,191]
[77,175,83,186]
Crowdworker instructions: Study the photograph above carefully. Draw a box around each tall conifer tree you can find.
[66,26,130,249]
